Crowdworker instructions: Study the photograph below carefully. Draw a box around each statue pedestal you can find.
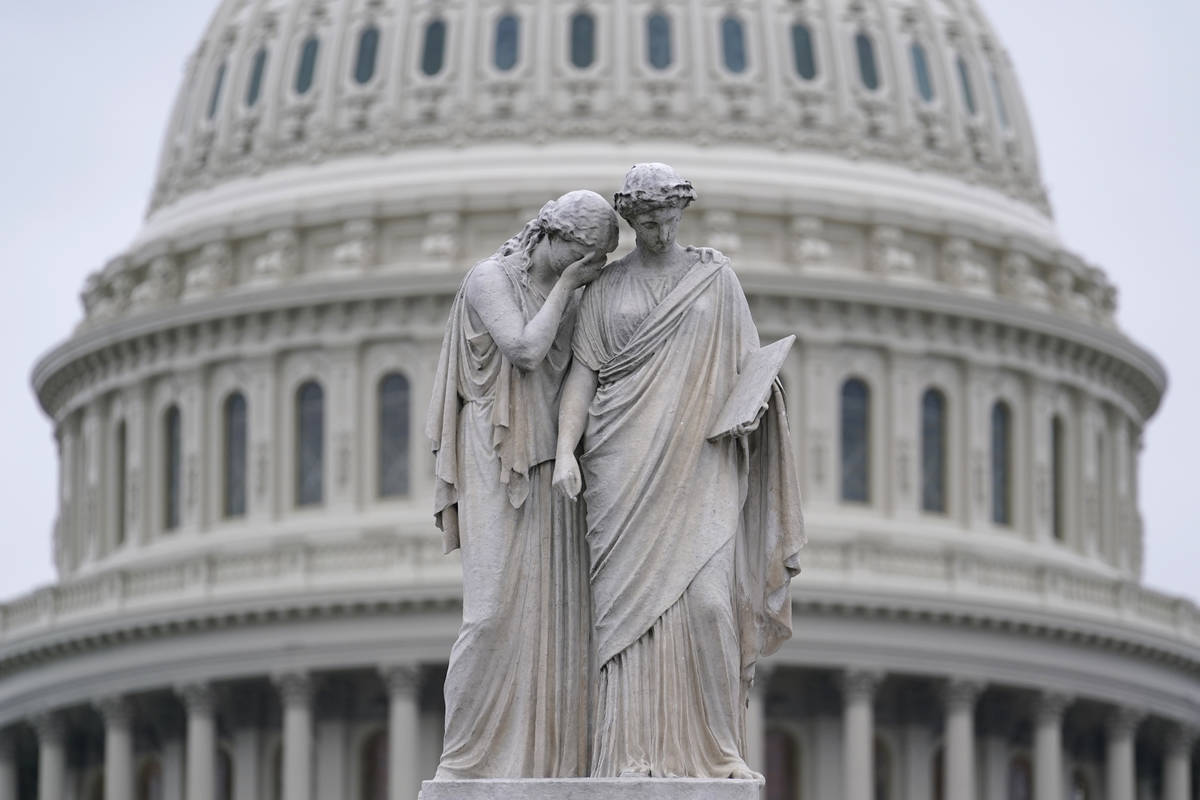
[419,778,762,800]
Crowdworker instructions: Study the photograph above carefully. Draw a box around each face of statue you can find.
[630,206,683,255]
[546,234,599,275]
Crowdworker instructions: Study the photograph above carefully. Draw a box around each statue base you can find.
[419,778,762,800]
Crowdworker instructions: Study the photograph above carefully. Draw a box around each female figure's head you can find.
[613,163,697,256]
[504,189,620,274]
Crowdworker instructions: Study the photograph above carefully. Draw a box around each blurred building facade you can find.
[2,0,1197,799]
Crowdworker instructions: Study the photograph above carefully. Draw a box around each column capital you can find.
[273,671,314,707]
[95,696,134,727]
[379,664,421,697]
[177,683,216,715]
[941,678,985,711]
[1105,706,1144,739]
[1034,691,1072,724]
[31,712,65,744]
[840,668,884,703]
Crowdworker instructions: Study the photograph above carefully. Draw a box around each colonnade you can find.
[1,665,1195,800]
[0,666,424,800]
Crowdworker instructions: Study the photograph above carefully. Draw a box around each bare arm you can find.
[553,359,599,500]
[465,255,600,371]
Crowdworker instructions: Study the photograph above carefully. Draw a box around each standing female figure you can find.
[428,190,619,778]
[555,164,805,779]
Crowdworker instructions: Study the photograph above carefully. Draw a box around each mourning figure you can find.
[427,190,620,778]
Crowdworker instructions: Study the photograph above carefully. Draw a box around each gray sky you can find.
[0,1,1195,605]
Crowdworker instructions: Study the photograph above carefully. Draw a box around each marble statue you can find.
[427,190,620,778]
[553,163,805,779]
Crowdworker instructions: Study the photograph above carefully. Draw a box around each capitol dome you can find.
[2,0,1196,799]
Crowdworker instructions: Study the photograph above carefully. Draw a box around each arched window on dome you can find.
[910,41,934,102]
[421,19,447,76]
[207,62,227,120]
[295,35,320,95]
[855,32,880,90]
[1051,416,1065,541]
[921,388,947,514]
[354,25,380,84]
[990,70,1011,129]
[720,14,747,74]
[1069,770,1091,800]
[296,381,324,507]
[765,729,798,800]
[956,55,977,115]
[114,420,127,547]
[217,748,234,800]
[360,730,388,800]
[378,372,411,498]
[223,392,248,519]
[647,12,672,70]
[570,11,596,69]
[841,378,870,504]
[494,13,520,71]
[873,736,893,800]
[791,23,817,81]
[246,47,268,107]
[163,404,182,532]
[991,401,1012,526]
[1007,755,1032,800]
[137,759,163,800]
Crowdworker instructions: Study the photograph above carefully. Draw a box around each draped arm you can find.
[553,359,598,499]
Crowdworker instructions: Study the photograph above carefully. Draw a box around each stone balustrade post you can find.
[33,713,65,800]
[275,672,314,800]
[381,665,422,800]
[1033,693,1069,800]
[98,696,135,800]
[942,679,983,800]
[179,683,217,800]
[841,669,882,800]
[1105,707,1142,800]
[0,729,17,800]
[1164,725,1196,800]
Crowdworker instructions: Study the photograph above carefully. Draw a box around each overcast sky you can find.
[0,1,1195,605]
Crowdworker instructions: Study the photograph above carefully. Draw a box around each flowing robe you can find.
[426,254,592,778]
[571,247,805,777]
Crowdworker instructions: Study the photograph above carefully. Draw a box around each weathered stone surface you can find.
[419,778,762,800]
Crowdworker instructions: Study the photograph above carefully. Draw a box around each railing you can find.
[1,532,1196,657]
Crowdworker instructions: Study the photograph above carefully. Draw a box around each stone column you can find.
[382,665,421,800]
[179,683,217,800]
[942,680,982,800]
[33,713,65,800]
[1164,725,1196,800]
[98,696,135,800]
[1105,707,1142,800]
[1033,693,1069,800]
[841,670,881,800]
[745,664,775,775]
[0,729,17,800]
[276,672,314,800]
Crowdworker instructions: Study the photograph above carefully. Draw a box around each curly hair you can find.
[500,190,620,266]
[612,162,698,221]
